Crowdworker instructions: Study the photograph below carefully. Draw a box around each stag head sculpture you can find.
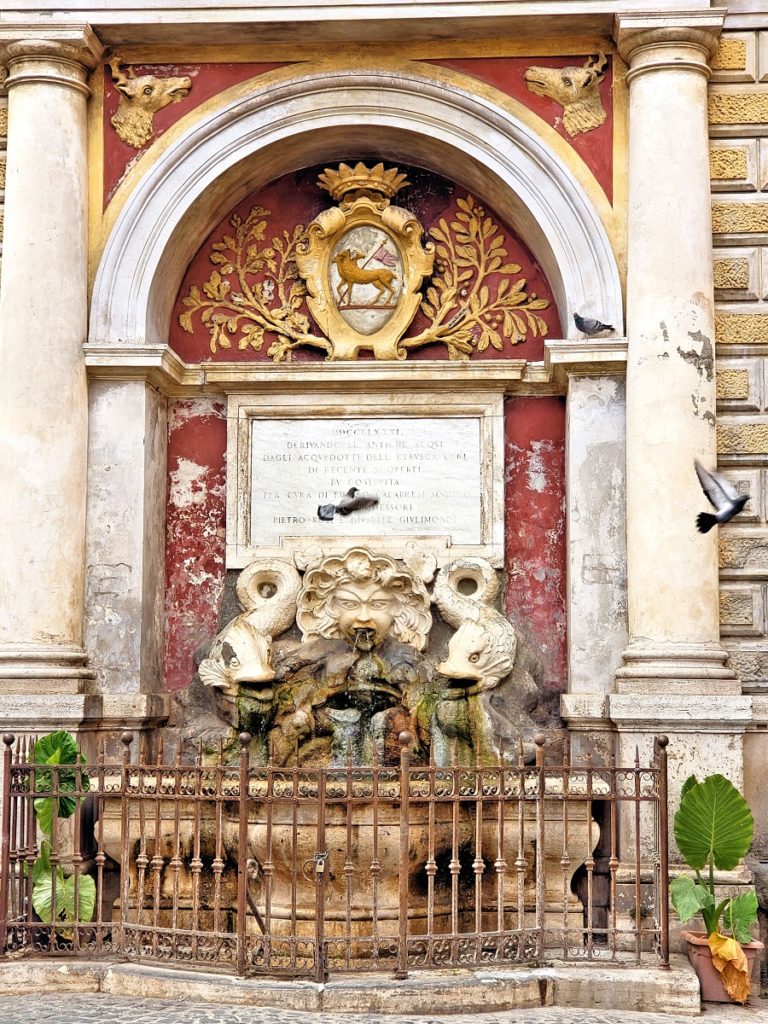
[107,57,192,148]
[524,53,609,137]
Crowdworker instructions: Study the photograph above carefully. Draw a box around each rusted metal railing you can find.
[0,730,670,978]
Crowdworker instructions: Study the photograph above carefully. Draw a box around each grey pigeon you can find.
[317,487,379,522]
[694,459,749,533]
[574,312,614,336]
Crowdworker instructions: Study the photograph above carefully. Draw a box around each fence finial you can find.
[1,735,13,747]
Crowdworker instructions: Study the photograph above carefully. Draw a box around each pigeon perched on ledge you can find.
[317,487,379,522]
[694,459,749,533]
[574,312,614,336]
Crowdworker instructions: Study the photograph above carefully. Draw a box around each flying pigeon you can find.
[317,487,379,522]
[694,459,749,533]
[574,313,614,336]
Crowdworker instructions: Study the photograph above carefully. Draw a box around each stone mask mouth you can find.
[352,627,378,652]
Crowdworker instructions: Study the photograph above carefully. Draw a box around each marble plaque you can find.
[249,417,481,545]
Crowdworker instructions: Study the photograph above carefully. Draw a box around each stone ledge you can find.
[0,957,702,1016]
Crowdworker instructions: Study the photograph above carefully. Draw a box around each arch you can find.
[90,65,623,348]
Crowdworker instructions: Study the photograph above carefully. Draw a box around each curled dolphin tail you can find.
[432,557,500,628]
[235,558,302,637]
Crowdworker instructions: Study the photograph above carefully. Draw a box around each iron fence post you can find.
[395,731,412,980]
[236,732,251,977]
[0,734,14,959]
[314,768,328,983]
[655,735,670,969]
[119,732,133,959]
[534,733,546,960]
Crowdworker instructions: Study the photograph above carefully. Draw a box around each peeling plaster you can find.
[504,398,567,692]
[163,399,227,692]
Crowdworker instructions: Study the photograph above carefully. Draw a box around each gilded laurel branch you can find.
[178,193,549,362]
[178,204,326,362]
[411,194,550,360]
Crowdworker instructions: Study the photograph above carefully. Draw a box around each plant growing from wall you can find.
[29,731,96,932]
[670,773,758,1003]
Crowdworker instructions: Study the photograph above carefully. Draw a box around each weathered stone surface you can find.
[712,36,749,72]
[718,419,768,454]
[717,367,751,399]
[714,258,751,291]
[0,958,703,1017]
[716,311,768,343]
[709,93,768,126]
[710,147,749,182]
[720,532,768,571]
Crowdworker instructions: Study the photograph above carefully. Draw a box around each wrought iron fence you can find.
[0,730,670,979]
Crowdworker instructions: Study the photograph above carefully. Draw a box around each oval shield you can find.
[329,227,403,336]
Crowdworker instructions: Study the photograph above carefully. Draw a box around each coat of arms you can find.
[178,162,550,361]
[295,163,434,359]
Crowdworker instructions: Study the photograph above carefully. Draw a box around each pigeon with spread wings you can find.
[317,487,379,522]
[694,460,749,533]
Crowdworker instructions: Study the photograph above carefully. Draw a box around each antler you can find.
[106,55,132,87]
[584,51,608,79]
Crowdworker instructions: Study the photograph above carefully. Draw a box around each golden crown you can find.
[317,162,410,201]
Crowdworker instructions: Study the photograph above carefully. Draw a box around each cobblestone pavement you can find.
[1,994,767,1024]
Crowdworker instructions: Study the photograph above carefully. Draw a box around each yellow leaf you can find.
[708,932,751,1004]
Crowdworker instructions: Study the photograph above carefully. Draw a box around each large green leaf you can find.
[674,774,753,871]
[33,730,78,766]
[31,869,67,923]
[60,873,96,923]
[32,865,96,925]
[724,891,759,945]
[670,875,714,923]
[30,731,90,835]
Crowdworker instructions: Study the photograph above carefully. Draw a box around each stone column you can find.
[0,29,103,693]
[614,12,737,695]
[611,13,751,830]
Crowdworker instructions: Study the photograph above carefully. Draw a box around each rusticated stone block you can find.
[709,93,768,126]
[711,33,757,83]
[720,590,754,623]
[714,258,750,290]
[0,159,5,190]
[715,311,768,343]
[712,202,768,234]
[726,646,768,681]
[710,148,749,182]
[717,367,751,399]
[0,106,7,138]
[720,533,768,571]
[718,420,768,454]
[713,37,748,71]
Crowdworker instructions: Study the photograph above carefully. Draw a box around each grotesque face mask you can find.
[330,583,397,650]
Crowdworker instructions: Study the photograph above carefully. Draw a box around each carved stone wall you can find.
[709,27,768,859]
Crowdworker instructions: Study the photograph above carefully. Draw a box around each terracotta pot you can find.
[681,929,765,1003]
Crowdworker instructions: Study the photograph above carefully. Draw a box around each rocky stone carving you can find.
[433,557,517,694]
[107,57,192,148]
[179,546,550,768]
[524,54,608,137]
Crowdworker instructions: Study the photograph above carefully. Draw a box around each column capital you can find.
[614,9,726,81]
[0,24,103,94]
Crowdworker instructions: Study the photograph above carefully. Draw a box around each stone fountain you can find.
[104,546,597,951]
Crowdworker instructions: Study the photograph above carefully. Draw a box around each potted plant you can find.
[670,773,763,1004]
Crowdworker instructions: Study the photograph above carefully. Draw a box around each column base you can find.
[615,640,739,694]
[0,641,95,693]
[0,693,169,758]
